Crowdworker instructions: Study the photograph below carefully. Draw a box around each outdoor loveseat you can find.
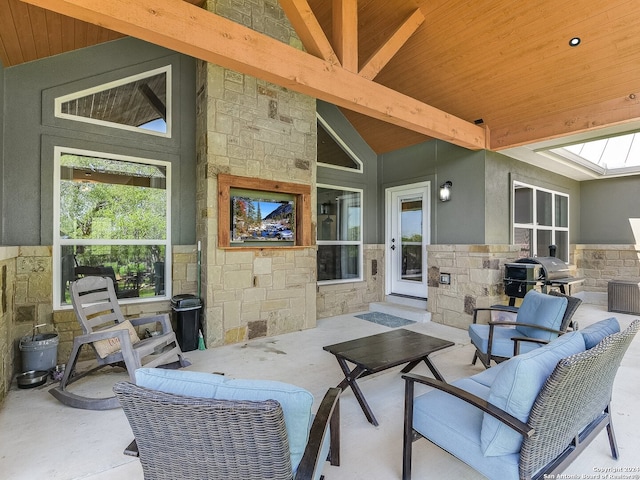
[403,317,639,480]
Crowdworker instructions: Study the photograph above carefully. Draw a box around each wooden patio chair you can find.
[50,275,188,410]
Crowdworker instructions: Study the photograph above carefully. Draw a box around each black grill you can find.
[503,256,584,305]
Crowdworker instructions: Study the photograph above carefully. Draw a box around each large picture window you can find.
[317,185,363,283]
[513,181,569,261]
[53,147,171,308]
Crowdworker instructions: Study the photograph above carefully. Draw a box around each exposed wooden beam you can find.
[279,0,338,64]
[21,0,487,150]
[492,93,640,150]
[138,83,166,121]
[332,0,358,73]
[359,9,425,81]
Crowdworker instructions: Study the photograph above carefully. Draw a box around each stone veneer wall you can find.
[195,0,317,347]
[9,246,197,375]
[574,244,640,292]
[428,244,587,329]
[317,245,385,318]
[427,244,521,329]
[0,247,18,402]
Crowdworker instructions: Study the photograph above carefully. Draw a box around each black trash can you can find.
[171,294,202,352]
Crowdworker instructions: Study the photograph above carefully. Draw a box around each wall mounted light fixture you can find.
[439,181,452,202]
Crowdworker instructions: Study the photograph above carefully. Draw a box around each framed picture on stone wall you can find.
[218,174,311,248]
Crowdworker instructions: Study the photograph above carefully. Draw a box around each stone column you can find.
[196,0,317,347]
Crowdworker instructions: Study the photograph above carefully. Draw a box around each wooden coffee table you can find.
[323,329,454,426]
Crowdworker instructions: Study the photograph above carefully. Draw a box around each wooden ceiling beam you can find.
[359,9,425,81]
[492,92,640,150]
[279,0,338,64]
[332,0,358,73]
[20,0,487,150]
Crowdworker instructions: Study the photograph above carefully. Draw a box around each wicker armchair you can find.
[113,380,340,480]
[403,318,639,480]
[469,290,582,368]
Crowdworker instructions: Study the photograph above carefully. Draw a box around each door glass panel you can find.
[401,199,422,282]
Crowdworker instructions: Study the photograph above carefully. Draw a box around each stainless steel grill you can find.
[503,256,584,305]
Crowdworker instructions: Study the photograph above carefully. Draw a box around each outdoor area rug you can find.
[355,311,416,328]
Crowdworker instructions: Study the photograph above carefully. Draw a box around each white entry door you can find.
[386,182,430,298]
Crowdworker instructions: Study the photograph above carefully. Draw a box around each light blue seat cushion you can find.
[515,290,567,341]
[135,368,314,471]
[469,361,507,387]
[413,377,519,480]
[580,317,620,349]
[469,324,543,359]
[480,331,586,456]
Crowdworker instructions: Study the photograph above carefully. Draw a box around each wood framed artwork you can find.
[218,174,312,248]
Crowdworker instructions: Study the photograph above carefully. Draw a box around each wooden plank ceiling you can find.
[3,0,640,155]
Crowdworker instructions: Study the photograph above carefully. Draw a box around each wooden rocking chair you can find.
[50,276,188,410]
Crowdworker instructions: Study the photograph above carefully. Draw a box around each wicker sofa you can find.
[402,317,639,480]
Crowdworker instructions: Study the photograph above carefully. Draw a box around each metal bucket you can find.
[19,333,59,372]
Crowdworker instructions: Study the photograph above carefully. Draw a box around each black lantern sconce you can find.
[439,181,452,202]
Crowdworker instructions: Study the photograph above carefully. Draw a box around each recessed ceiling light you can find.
[569,37,581,47]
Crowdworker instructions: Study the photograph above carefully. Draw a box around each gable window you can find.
[53,147,171,308]
[54,66,171,137]
[317,115,363,172]
[317,185,363,283]
[513,181,569,261]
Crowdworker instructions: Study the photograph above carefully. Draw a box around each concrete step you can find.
[369,301,431,323]
[385,294,427,310]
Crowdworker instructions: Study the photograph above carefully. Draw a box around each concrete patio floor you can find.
[1,296,639,479]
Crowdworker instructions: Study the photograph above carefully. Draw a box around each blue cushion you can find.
[470,361,507,387]
[480,331,586,456]
[580,317,620,349]
[515,290,568,341]
[135,368,226,397]
[413,377,519,479]
[135,368,314,471]
[469,324,545,359]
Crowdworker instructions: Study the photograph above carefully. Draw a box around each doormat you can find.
[355,312,416,328]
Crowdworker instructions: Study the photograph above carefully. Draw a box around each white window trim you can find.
[316,114,363,173]
[512,180,569,260]
[54,65,172,138]
[53,146,172,309]
[317,183,363,285]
